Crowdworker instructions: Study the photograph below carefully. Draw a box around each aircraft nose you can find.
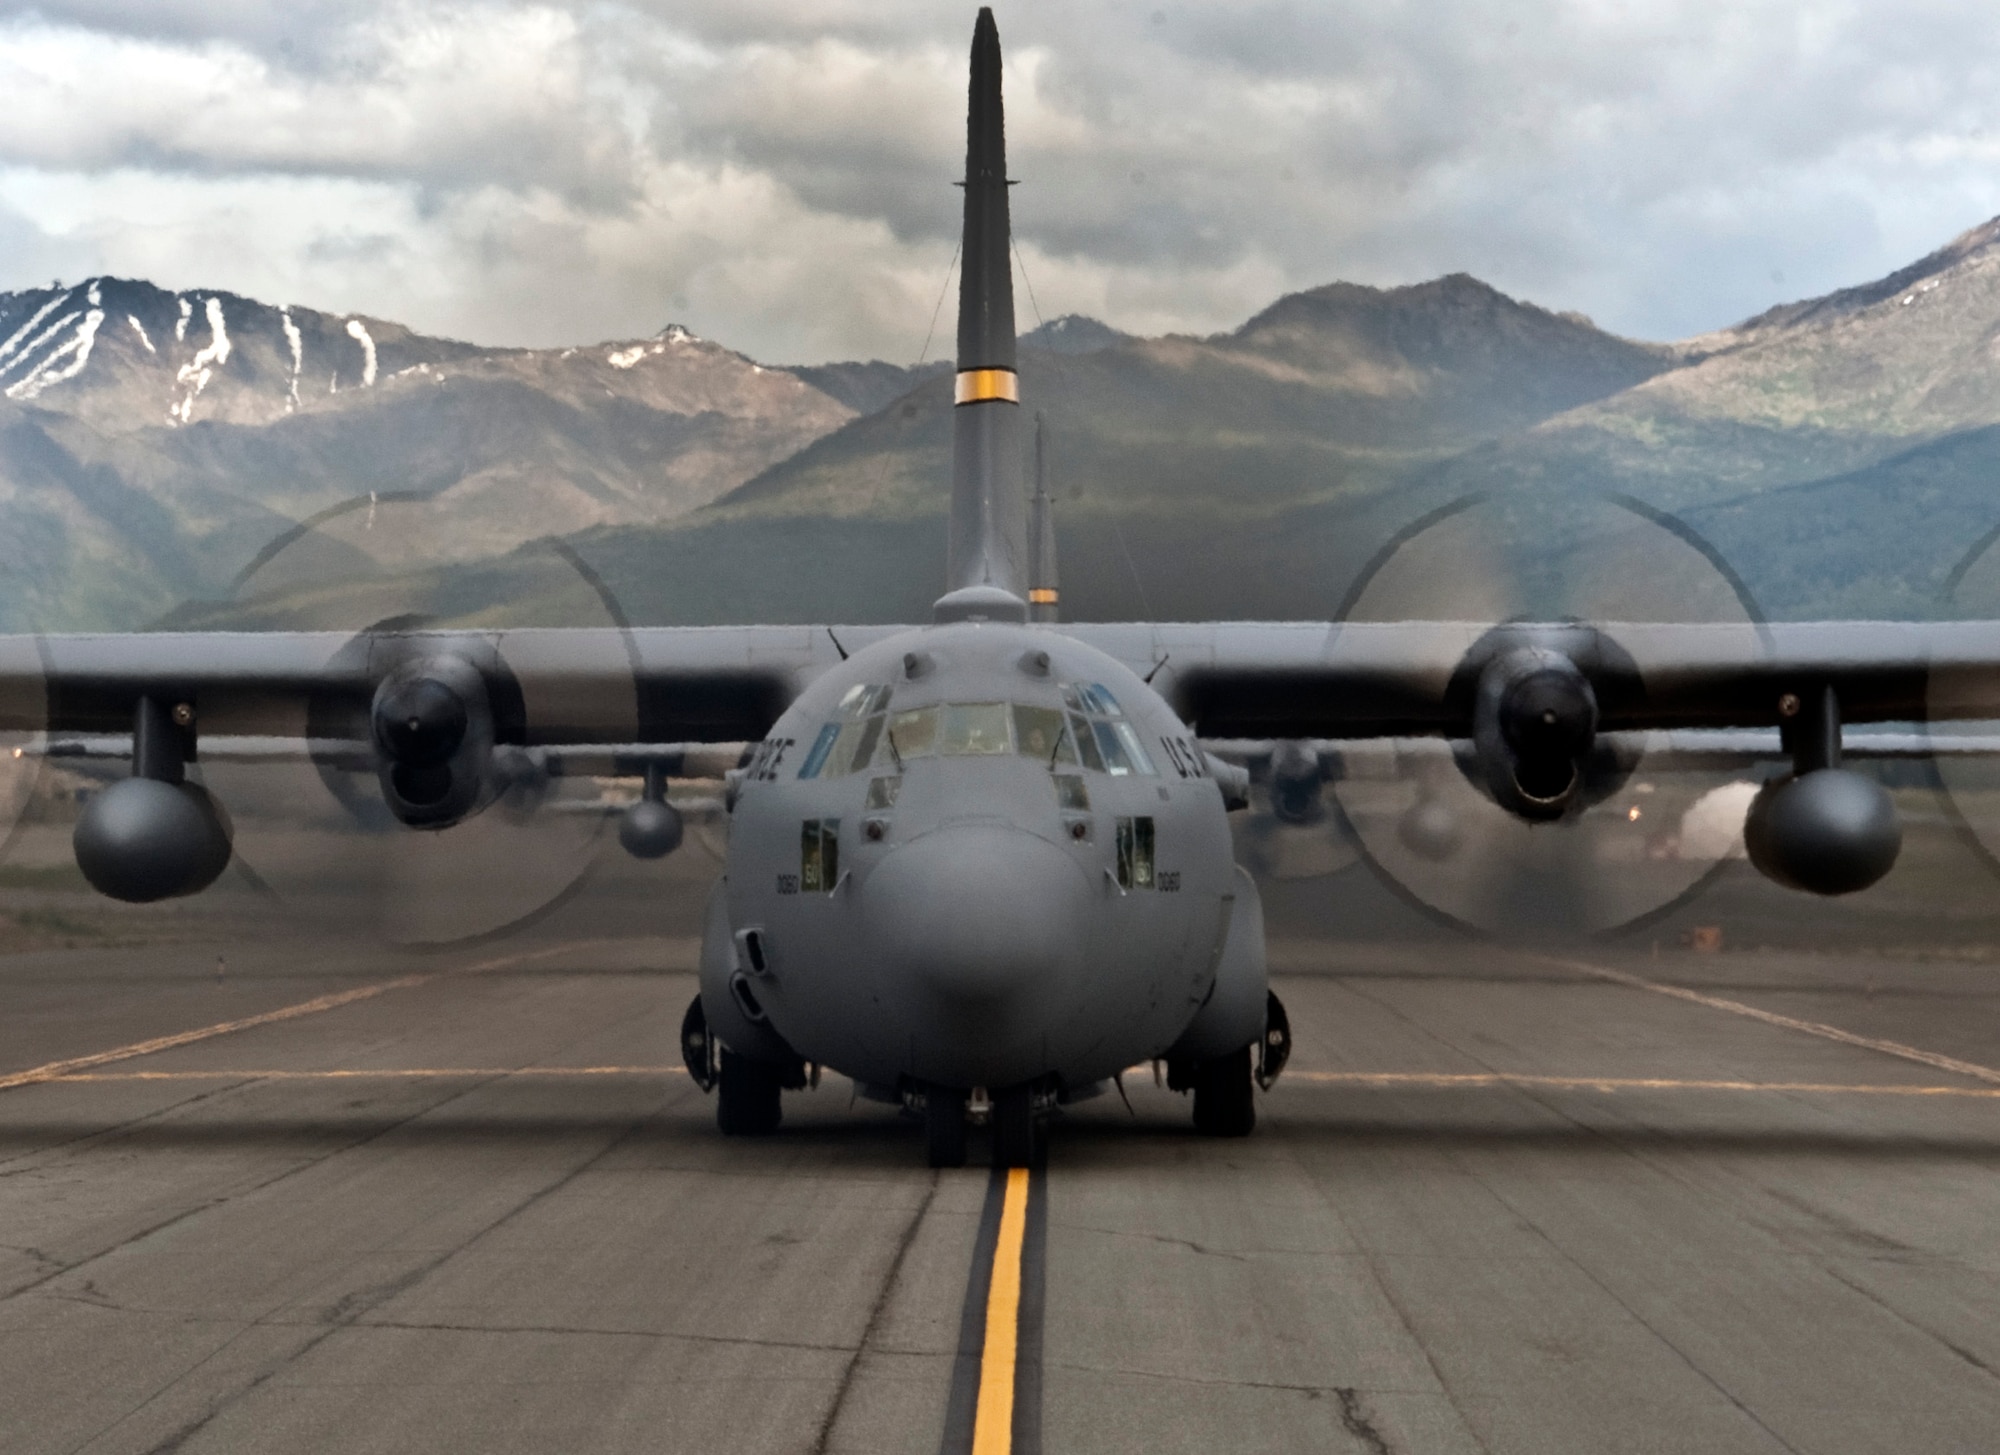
[864,824,1089,1080]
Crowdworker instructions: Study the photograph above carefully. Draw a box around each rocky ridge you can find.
[0,279,855,627]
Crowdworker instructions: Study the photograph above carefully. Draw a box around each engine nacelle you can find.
[1267,741,1324,823]
[1471,647,1598,821]
[371,656,493,828]
[74,778,232,903]
[1744,769,1901,895]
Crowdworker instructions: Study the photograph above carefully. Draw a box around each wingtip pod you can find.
[944,5,1028,605]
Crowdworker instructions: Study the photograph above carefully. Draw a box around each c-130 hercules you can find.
[21,9,2000,1166]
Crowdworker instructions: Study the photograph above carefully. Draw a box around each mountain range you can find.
[11,215,2000,633]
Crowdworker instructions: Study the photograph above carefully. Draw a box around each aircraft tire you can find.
[717,1049,784,1135]
[925,1087,968,1168]
[991,1085,1044,1169]
[1192,1046,1256,1137]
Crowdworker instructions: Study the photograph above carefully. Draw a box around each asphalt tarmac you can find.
[4,903,2000,1454]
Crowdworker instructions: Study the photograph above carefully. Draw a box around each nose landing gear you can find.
[925,1086,968,1167]
[912,1082,1046,1167]
[991,1084,1046,1169]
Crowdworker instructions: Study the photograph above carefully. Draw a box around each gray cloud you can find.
[1,1,1997,362]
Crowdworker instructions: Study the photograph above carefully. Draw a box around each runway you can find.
[3,918,2000,1453]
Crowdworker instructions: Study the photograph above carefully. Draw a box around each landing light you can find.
[1628,806,1642,822]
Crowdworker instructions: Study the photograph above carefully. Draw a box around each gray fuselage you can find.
[702,618,1257,1097]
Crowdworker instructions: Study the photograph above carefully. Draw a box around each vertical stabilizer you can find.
[1029,412,1059,622]
[944,8,1027,609]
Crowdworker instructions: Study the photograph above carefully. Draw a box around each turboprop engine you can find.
[1469,646,1601,821]
[370,656,494,828]
[1267,740,1325,823]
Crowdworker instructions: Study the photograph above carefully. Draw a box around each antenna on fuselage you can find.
[1029,411,1059,622]
[937,7,1029,625]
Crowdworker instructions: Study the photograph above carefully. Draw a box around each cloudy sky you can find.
[2,1,1998,363]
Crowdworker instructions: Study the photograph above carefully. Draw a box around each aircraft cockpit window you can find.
[798,687,895,779]
[1063,683,1125,717]
[797,722,841,780]
[888,707,938,759]
[1069,713,1107,773]
[1013,705,1073,764]
[1083,718,1158,777]
[1054,774,1090,812]
[798,715,886,778]
[1058,683,1156,775]
[940,702,1011,755]
[865,776,900,810]
[842,702,1141,767]
[1110,721,1157,776]
[836,683,892,720]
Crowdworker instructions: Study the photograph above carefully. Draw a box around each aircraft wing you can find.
[14,618,1994,743]
[1062,621,2000,738]
[0,626,881,741]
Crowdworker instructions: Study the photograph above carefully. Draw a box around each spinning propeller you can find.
[1324,493,1767,937]
[1929,525,2000,886]
[190,493,647,945]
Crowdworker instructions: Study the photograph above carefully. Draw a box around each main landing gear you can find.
[683,997,808,1137]
[1168,990,1291,1138]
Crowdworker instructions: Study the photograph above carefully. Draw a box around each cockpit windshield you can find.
[798,684,1155,778]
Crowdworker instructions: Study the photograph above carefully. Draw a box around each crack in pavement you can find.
[353,1319,853,1354]
[1336,1388,1396,1455]
[130,1107,664,1455]
[810,1171,938,1455]
[0,1075,522,1310]
[1041,1358,1437,1399]
[1820,1264,2000,1387]
[1065,1224,1252,1262]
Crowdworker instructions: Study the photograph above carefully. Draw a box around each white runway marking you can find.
[1544,955,2000,1085]
[0,944,580,1094]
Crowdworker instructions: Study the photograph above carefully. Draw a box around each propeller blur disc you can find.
[1928,527,2000,882]
[0,635,49,870]
[194,494,638,946]
[1331,493,1764,937]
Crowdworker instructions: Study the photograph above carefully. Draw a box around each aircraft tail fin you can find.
[942,7,1028,615]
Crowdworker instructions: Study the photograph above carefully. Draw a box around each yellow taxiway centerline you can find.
[972,1167,1031,1455]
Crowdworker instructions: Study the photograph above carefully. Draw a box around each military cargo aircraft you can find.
[13,9,2000,1168]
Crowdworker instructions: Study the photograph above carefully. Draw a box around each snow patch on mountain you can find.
[608,344,647,368]
[175,297,191,342]
[171,297,231,424]
[128,315,155,354]
[281,308,304,411]
[0,294,69,367]
[0,312,81,386]
[6,306,103,401]
[346,319,378,386]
